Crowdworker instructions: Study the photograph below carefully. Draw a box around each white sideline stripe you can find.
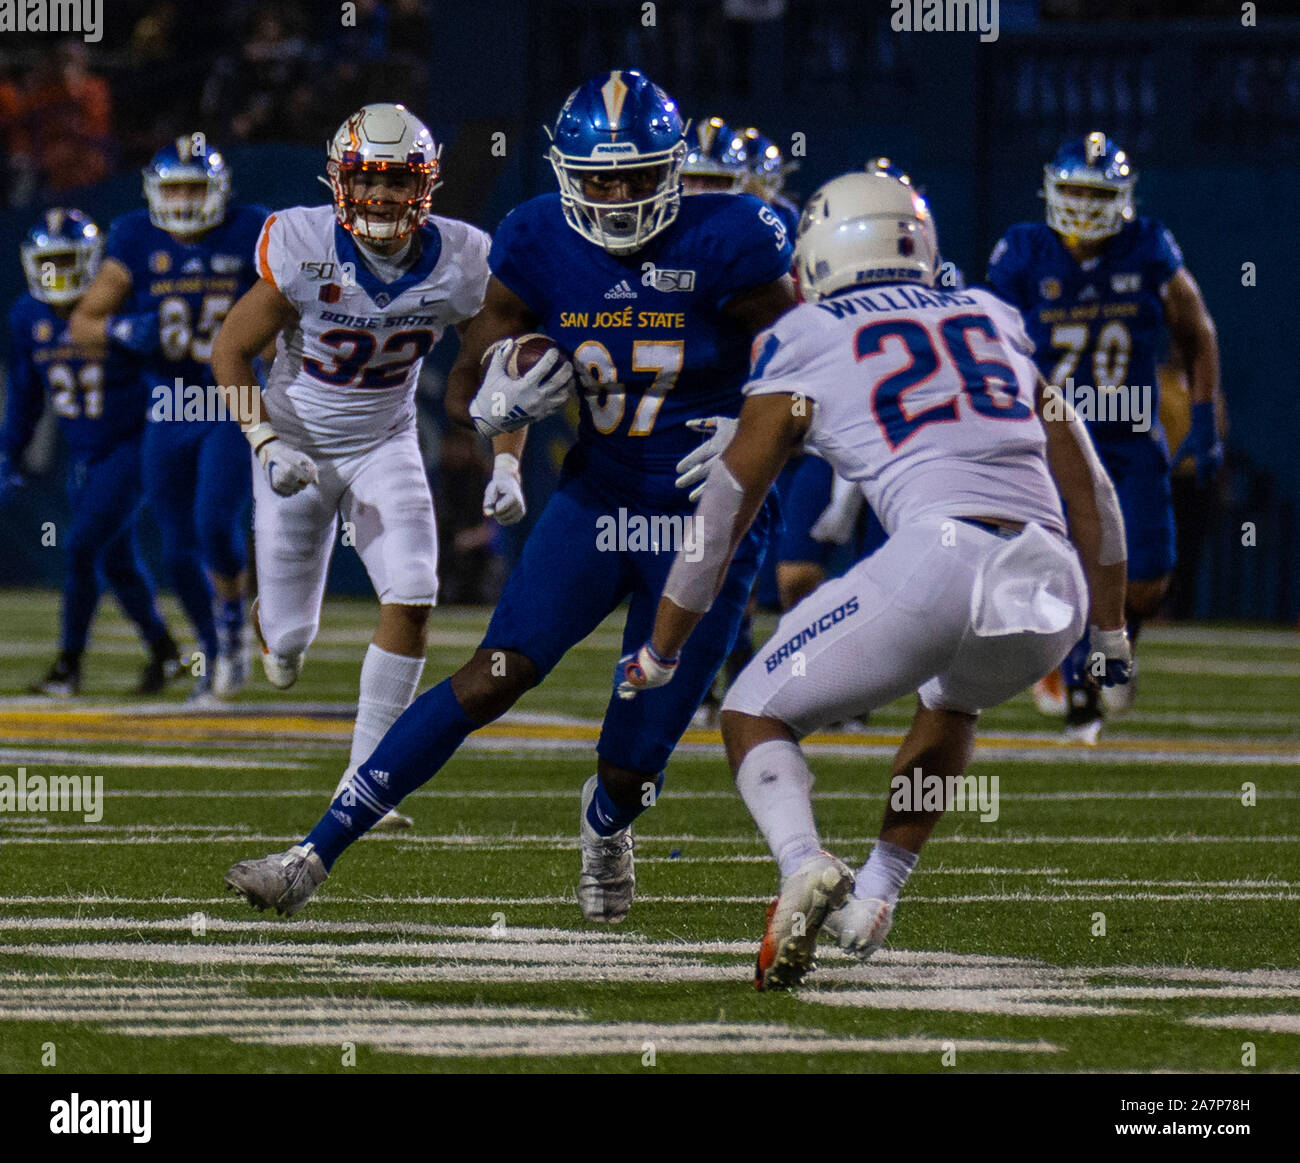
[1144,658,1299,677]
[0,749,306,770]
[1184,1014,1300,1035]
[801,991,1135,1018]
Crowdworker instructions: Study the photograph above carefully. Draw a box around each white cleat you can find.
[1101,661,1138,716]
[333,768,413,832]
[251,596,303,690]
[224,843,327,917]
[754,851,854,991]
[1063,716,1103,745]
[212,643,249,699]
[823,895,894,961]
[578,774,635,923]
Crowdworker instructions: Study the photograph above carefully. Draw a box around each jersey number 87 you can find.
[574,339,684,435]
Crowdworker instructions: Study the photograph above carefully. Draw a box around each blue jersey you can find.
[986,217,1183,444]
[489,192,792,509]
[3,293,148,459]
[105,204,269,400]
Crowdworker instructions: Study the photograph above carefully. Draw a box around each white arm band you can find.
[1059,400,1127,567]
[662,460,747,613]
[243,421,279,458]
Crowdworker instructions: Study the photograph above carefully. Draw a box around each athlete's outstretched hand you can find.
[615,642,679,700]
[675,416,738,502]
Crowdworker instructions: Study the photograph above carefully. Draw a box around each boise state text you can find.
[986,217,1183,443]
[765,595,861,672]
[6,294,148,456]
[489,190,792,510]
[105,204,269,396]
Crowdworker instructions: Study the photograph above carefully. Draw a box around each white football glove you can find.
[615,642,680,701]
[469,341,575,438]
[809,473,865,545]
[482,452,526,526]
[675,416,738,502]
[247,424,317,498]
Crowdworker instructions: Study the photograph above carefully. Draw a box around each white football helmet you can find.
[325,104,441,242]
[794,169,939,300]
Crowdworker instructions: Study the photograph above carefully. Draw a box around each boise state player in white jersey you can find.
[223,69,797,924]
[987,132,1222,741]
[212,104,491,831]
[1,210,181,697]
[71,137,269,704]
[616,169,1133,989]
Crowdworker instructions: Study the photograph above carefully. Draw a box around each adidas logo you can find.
[369,769,390,788]
[181,257,204,274]
[604,279,637,299]
[1078,284,1099,301]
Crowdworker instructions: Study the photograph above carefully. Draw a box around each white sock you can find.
[855,839,919,906]
[342,643,426,793]
[735,739,822,878]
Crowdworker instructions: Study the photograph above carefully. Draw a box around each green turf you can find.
[0,590,1297,1073]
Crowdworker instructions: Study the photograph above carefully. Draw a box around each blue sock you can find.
[304,678,477,869]
[215,597,245,655]
[585,770,664,837]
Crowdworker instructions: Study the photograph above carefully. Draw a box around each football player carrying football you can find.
[211,104,491,831]
[617,167,1131,989]
[1,209,181,696]
[224,69,796,923]
[70,137,269,703]
[987,132,1222,740]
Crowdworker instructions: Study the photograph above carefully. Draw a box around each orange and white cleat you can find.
[1032,668,1066,715]
[754,852,853,991]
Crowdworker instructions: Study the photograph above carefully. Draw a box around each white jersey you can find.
[745,284,1066,536]
[255,205,490,455]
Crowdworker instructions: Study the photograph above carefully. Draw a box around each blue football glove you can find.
[1172,401,1223,486]
[106,312,160,355]
[615,642,680,701]
[1063,625,1133,688]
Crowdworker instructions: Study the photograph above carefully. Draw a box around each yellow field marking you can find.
[1,708,1295,756]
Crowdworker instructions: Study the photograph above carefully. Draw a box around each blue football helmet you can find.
[547,69,687,253]
[730,127,796,202]
[1043,132,1136,242]
[681,116,747,194]
[21,208,102,305]
[143,134,231,235]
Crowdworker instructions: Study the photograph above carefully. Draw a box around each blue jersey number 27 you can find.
[856,313,1031,451]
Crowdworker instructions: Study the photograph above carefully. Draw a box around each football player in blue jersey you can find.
[70,137,270,704]
[733,127,801,238]
[987,132,1222,741]
[679,116,748,195]
[224,69,797,923]
[1,210,180,696]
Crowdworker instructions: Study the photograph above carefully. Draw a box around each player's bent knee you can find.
[450,649,536,722]
[720,710,796,771]
[265,618,318,659]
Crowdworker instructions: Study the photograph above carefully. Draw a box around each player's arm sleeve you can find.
[711,195,794,310]
[253,212,296,302]
[1,308,45,459]
[487,209,549,319]
[1150,222,1185,288]
[984,232,1025,308]
[449,226,493,323]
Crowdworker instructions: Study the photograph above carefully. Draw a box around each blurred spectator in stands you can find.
[22,42,114,196]
[129,2,179,67]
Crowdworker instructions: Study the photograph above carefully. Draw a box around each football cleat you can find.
[251,597,303,689]
[1032,669,1066,716]
[1101,657,1138,716]
[225,843,327,917]
[135,643,183,696]
[1064,684,1103,745]
[823,896,894,961]
[578,774,635,923]
[212,642,249,699]
[28,658,81,698]
[754,851,854,991]
[332,768,413,832]
[184,673,221,709]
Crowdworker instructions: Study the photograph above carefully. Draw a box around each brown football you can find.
[481,332,563,378]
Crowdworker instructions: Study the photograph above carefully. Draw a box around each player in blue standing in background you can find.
[71,137,269,704]
[225,69,798,924]
[987,132,1222,741]
[1,209,181,696]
